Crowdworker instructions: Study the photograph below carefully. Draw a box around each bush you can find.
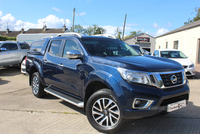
[0,36,16,41]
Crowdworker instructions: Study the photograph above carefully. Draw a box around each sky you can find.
[0,0,200,37]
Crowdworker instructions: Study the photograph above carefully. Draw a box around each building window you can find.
[166,42,168,48]
[174,41,178,49]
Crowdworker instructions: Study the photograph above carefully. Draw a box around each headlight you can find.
[118,68,150,85]
[189,64,194,68]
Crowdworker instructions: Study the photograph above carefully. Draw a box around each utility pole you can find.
[72,8,75,32]
[122,14,127,40]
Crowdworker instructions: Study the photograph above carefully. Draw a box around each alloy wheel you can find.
[92,98,120,127]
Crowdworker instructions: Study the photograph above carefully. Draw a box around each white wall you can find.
[156,26,200,65]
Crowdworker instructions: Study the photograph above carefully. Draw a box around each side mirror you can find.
[0,48,7,51]
[67,50,82,59]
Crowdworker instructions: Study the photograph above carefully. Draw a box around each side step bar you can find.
[44,87,84,108]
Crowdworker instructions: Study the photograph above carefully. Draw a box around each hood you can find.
[169,58,193,66]
[91,55,183,72]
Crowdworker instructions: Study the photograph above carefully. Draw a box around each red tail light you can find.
[25,57,27,66]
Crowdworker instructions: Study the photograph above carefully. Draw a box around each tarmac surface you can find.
[0,66,200,134]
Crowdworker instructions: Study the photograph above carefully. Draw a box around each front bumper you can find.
[185,67,195,76]
[118,80,190,119]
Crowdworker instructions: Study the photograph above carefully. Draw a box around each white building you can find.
[123,33,155,52]
[156,20,200,65]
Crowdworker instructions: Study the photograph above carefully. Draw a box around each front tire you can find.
[31,72,45,98]
[86,89,125,133]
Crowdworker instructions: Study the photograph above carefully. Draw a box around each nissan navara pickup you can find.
[26,34,189,133]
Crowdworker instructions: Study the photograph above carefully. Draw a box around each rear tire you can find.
[31,72,46,98]
[86,89,125,133]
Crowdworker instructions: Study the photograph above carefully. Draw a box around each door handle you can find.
[58,63,63,67]
[44,60,48,63]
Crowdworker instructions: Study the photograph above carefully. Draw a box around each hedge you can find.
[0,36,16,41]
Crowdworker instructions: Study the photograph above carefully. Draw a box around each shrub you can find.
[0,36,16,41]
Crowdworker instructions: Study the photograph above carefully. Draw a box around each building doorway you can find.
[198,39,200,64]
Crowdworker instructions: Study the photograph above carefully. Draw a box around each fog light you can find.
[135,100,140,105]
[133,98,154,109]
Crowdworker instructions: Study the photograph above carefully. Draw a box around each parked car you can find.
[0,41,29,73]
[129,44,151,55]
[152,49,195,76]
[143,49,152,55]
[26,34,189,133]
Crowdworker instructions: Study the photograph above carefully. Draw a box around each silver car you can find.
[0,41,29,73]
[152,49,195,76]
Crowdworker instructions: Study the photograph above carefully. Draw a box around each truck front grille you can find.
[148,69,186,89]
[160,72,183,87]
[183,65,188,69]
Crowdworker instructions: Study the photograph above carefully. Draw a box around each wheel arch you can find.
[29,61,45,86]
[21,56,26,63]
[83,71,124,111]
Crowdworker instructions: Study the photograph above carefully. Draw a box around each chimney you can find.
[43,25,47,31]
[21,28,24,34]
[6,28,10,34]
[63,24,66,32]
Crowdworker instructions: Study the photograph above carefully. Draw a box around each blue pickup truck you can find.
[26,34,189,133]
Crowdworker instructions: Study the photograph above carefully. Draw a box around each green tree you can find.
[124,30,142,39]
[84,26,93,35]
[70,24,85,33]
[70,24,106,35]
[84,25,106,35]
[184,7,200,25]
[193,7,200,21]
[115,27,122,40]
[94,27,106,35]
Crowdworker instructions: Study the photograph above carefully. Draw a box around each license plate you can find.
[167,100,186,112]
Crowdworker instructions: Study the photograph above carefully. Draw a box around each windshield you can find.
[131,45,144,54]
[81,38,140,57]
[160,51,187,58]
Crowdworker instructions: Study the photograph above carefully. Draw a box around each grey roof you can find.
[0,26,68,37]
[25,28,68,34]
[0,31,21,37]
[156,19,200,38]
[123,33,155,41]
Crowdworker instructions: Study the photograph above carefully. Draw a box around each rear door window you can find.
[30,40,46,52]
[48,40,62,56]
[153,50,159,56]
[9,43,18,50]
